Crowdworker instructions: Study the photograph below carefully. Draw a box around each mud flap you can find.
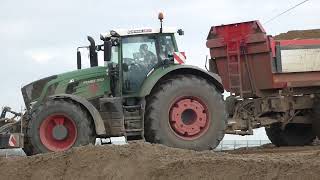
[0,133,24,149]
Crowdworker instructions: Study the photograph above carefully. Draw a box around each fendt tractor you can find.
[0,13,226,155]
[1,15,320,155]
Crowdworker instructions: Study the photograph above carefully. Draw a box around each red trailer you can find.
[207,21,320,146]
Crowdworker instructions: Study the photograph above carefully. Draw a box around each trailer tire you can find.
[312,101,320,138]
[145,75,226,150]
[24,99,95,155]
[265,123,315,146]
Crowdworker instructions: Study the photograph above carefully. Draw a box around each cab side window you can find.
[159,35,176,61]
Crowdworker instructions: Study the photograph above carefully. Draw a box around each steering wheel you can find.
[123,58,146,73]
[122,58,149,91]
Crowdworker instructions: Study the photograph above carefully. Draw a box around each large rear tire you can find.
[265,123,315,146]
[145,75,227,150]
[24,99,95,155]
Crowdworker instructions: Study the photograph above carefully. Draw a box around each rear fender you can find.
[138,65,224,97]
[49,94,106,135]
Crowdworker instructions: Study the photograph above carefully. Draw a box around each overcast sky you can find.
[1,0,319,140]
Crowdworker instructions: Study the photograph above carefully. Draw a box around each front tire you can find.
[24,99,95,155]
[145,75,227,150]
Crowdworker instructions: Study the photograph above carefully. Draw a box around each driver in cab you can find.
[135,44,157,70]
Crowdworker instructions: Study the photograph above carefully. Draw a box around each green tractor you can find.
[1,14,226,155]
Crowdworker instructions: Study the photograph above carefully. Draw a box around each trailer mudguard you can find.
[49,94,106,135]
[138,64,224,97]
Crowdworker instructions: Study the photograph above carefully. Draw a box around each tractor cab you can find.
[102,27,183,94]
[77,14,185,96]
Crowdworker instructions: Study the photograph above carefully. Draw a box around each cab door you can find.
[121,35,158,95]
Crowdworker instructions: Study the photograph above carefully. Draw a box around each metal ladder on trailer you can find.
[226,41,243,97]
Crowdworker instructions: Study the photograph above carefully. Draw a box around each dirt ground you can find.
[274,29,320,40]
[0,142,320,180]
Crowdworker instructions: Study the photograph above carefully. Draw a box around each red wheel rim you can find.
[39,114,77,151]
[169,96,209,140]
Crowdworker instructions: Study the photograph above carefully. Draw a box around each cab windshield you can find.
[122,34,177,94]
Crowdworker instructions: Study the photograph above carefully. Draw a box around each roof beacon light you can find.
[158,12,164,21]
[158,12,164,33]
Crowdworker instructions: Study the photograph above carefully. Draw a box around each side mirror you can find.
[77,50,81,69]
[104,40,112,62]
[177,29,184,36]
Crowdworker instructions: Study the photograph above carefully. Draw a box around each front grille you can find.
[21,75,57,109]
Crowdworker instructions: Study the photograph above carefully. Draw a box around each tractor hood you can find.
[21,66,108,109]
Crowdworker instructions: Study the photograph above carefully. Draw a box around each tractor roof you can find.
[101,27,178,38]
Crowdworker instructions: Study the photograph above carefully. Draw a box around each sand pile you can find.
[274,29,320,40]
[0,142,320,180]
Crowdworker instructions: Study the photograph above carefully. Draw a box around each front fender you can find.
[138,64,224,97]
[49,94,106,135]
